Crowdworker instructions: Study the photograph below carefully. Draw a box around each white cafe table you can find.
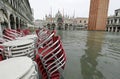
[0,57,38,79]
[2,39,35,59]
[17,34,37,40]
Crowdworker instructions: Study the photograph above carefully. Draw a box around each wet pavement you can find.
[57,30,120,79]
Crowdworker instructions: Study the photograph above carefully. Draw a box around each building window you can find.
[80,20,82,23]
[114,19,117,23]
[10,0,12,5]
[111,20,113,24]
[84,20,86,23]
[108,20,109,24]
[116,12,118,16]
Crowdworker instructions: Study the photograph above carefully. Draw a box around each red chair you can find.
[0,45,4,61]
[0,38,5,61]
[3,28,23,41]
[37,30,56,48]
[35,54,48,79]
[0,38,6,44]
[37,36,66,79]
[22,29,31,35]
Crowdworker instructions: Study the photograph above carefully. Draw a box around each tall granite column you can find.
[88,0,109,31]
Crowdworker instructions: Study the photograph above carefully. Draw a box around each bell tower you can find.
[88,0,109,31]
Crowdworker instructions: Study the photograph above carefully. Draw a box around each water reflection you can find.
[57,30,63,39]
[57,30,120,79]
[81,32,105,79]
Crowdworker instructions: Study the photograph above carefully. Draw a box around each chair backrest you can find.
[0,37,6,44]
[47,49,66,76]
[22,29,31,35]
[3,35,15,41]
[37,36,66,78]
[37,30,56,48]
[4,29,22,37]
[0,45,4,61]
[3,29,23,41]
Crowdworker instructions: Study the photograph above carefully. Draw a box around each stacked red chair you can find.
[0,45,4,61]
[3,28,23,41]
[0,38,5,61]
[22,29,31,35]
[35,28,66,79]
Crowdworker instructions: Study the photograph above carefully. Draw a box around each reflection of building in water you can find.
[0,0,33,36]
[80,32,105,79]
[106,9,120,32]
[43,11,88,30]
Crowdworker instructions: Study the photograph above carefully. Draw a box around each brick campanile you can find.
[88,0,109,31]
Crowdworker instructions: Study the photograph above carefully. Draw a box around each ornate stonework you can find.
[44,11,88,30]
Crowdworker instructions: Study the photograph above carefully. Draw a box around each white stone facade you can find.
[0,0,33,36]
[107,9,120,32]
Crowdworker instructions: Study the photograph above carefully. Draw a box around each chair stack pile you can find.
[3,28,23,41]
[0,27,66,79]
[35,28,66,79]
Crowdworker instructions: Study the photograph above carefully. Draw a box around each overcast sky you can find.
[29,0,120,20]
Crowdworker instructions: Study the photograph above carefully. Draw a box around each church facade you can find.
[43,11,88,30]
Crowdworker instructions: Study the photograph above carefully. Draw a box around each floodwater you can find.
[57,30,120,79]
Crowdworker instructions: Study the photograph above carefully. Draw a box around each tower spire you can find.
[50,7,52,23]
[63,8,64,23]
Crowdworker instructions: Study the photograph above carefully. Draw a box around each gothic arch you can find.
[65,23,68,30]
[52,23,56,30]
[47,23,51,29]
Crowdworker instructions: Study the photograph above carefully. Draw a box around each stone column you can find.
[115,27,118,32]
[111,27,114,32]
[88,0,109,31]
[8,15,11,29]
[14,17,16,29]
[0,23,2,36]
[117,19,119,24]
[108,27,110,32]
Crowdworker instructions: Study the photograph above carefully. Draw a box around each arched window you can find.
[80,20,82,23]
[10,14,15,29]
[114,19,117,23]
[107,20,109,24]
[116,12,118,16]
[10,0,12,5]
[111,20,113,24]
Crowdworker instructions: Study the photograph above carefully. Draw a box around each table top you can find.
[17,34,37,40]
[0,57,34,79]
[2,39,34,47]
